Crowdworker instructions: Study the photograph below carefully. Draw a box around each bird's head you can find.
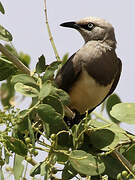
[60,17,116,48]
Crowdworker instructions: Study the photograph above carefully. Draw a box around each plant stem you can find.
[86,176,91,180]
[38,140,51,148]
[35,146,49,152]
[23,161,28,178]
[113,149,135,178]
[0,43,30,75]
[92,111,111,123]
[26,158,37,166]
[100,101,106,114]
[44,0,60,61]
[20,101,40,119]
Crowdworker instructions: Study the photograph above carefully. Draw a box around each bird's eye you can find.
[80,23,95,31]
[87,23,95,30]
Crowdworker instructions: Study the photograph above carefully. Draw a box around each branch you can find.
[112,149,135,178]
[44,0,60,61]
[92,111,112,123]
[0,43,31,75]
[64,105,75,119]
[25,157,37,166]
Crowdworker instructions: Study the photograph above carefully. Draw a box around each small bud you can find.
[50,134,56,140]
[25,137,31,144]
[26,156,32,162]
[33,150,38,156]
[122,170,128,177]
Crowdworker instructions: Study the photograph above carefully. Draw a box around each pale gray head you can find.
[60,17,116,48]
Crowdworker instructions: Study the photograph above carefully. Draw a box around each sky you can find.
[0,0,135,179]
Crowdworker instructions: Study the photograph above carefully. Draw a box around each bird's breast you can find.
[69,70,113,114]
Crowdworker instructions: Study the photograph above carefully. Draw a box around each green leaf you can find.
[0,25,12,41]
[0,168,4,180]
[37,104,62,125]
[19,52,31,67]
[36,55,46,73]
[106,94,121,123]
[122,144,135,164]
[0,60,16,81]
[62,53,69,64]
[110,103,135,124]
[89,129,119,151]
[13,154,24,180]
[108,126,131,143]
[0,81,15,107]
[57,131,73,150]
[31,161,51,179]
[14,110,29,132]
[90,119,129,144]
[55,152,68,164]
[0,2,5,14]
[1,44,30,67]
[101,154,126,179]
[43,61,61,81]
[11,74,37,86]
[30,163,41,177]
[43,95,64,115]
[72,120,86,149]
[69,150,105,176]
[4,148,10,164]
[28,117,35,147]
[42,164,50,180]
[37,104,67,137]
[0,56,12,64]
[52,88,70,105]
[40,161,48,176]
[39,81,52,100]
[5,136,27,156]
[62,162,77,180]
[14,83,39,97]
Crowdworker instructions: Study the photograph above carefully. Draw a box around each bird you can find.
[55,17,122,126]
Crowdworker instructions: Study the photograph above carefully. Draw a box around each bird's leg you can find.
[64,109,86,128]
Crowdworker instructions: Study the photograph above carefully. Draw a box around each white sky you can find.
[1,0,135,179]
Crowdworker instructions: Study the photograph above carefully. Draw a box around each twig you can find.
[100,101,106,114]
[112,149,135,178]
[0,43,30,75]
[92,111,112,123]
[25,158,37,166]
[20,101,40,119]
[35,146,49,152]
[64,105,75,119]
[117,138,135,147]
[44,0,60,61]
[23,162,28,179]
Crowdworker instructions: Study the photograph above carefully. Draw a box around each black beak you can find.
[60,21,80,29]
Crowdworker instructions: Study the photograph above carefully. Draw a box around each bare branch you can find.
[44,0,60,61]
[0,43,31,75]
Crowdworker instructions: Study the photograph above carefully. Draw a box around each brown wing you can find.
[88,57,122,113]
[55,53,82,92]
[107,58,122,96]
